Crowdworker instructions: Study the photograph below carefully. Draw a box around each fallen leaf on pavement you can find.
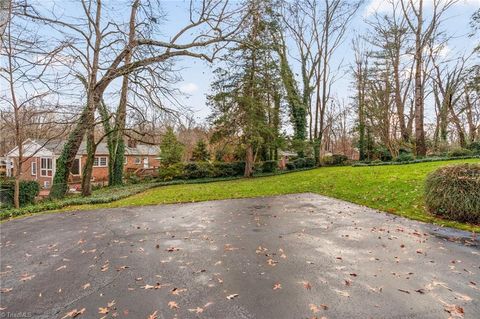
[188,307,204,314]
[226,294,239,300]
[443,304,464,318]
[61,308,85,318]
[168,301,179,309]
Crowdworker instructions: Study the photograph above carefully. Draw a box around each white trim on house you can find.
[40,157,53,177]
[93,156,108,167]
[31,160,37,176]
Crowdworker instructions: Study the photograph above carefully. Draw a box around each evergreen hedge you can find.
[0,180,40,207]
[425,163,480,224]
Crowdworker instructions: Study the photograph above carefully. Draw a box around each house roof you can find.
[6,139,159,157]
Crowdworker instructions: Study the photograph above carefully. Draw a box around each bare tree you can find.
[0,0,67,207]
[22,0,246,198]
[400,0,457,156]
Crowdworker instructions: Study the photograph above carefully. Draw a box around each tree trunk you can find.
[49,105,92,199]
[393,56,408,142]
[244,144,254,177]
[81,116,96,196]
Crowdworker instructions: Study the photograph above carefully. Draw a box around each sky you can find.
[5,0,479,127]
[162,0,480,124]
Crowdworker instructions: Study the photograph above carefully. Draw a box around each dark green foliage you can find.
[262,160,278,173]
[322,154,349,166]
[286,162,296,170]
[158,163,186,181]
[353,155,480,166]
[110,140,125,186]
[304,157,316,168]
[0,180,39,207]
[159,127,184,166]
[373,145,392,161]
[425,164,480,223]
[394,153,415,162]
[448,148,473,157]
[293,158,306,169]
[184,162,215,179]
[191,140,210,161]
[157,161,248,181]
[467,141,480,154]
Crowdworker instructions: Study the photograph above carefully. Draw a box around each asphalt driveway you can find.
[0,193,479,318]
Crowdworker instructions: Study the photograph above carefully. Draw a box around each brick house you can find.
[5,139,160,190]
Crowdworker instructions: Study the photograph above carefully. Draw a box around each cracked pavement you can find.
[0,193,479,318]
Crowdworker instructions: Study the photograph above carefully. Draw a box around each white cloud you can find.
[364,0,392,17]
[180,82,199,94]
[364,0,480,17]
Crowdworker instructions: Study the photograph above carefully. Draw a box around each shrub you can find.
[321,154,348,166]
[467,141,480,155]
[184,162,214,179]
[262,160,278,173]
[394,153,414,162]
[425,164,480,224]
[0,179,40,207]
[293,158,306,169]
[448,147,473,157]
[158,163,186,181]
[212,162,236,177]
[305,157,316,168]
[286,162,296,170]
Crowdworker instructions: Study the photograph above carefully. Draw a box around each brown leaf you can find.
[20,274,35,281]
[444,304,464,318]
[82,283,90,290]
[273,283,282,290]
[61,308,86,318]
[168,301,179,309]
[267,259,277,266]
[300,281,312,290]
[147,310,158,319]
[188,307,204,314]
[98,307,109,314]
[171,288,187,295]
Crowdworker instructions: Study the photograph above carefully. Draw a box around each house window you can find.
[124,157,127,165]
[135,157,141,164]
[71,158,80,175]
[93,156,108,167]
[40,158,53,177]
[44,181,50,189]
[31,161,37,175]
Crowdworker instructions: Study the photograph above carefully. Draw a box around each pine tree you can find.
[191,140,210,162]
[159,127,184,167]
[207,0,282,176]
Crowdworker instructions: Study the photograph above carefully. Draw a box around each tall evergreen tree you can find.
[208,0,282,177]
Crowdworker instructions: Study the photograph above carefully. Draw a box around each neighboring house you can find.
[5,139,160,190]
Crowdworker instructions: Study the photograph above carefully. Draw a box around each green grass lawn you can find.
[65,158,480,232]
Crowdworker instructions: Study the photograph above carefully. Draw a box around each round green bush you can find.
[425,164,480,223]
[262,160,278,173]
[448,148,473,157]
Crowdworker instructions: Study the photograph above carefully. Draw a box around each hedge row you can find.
[352,155,480,167]
[158,159,317,181]
[0,180,40,207]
